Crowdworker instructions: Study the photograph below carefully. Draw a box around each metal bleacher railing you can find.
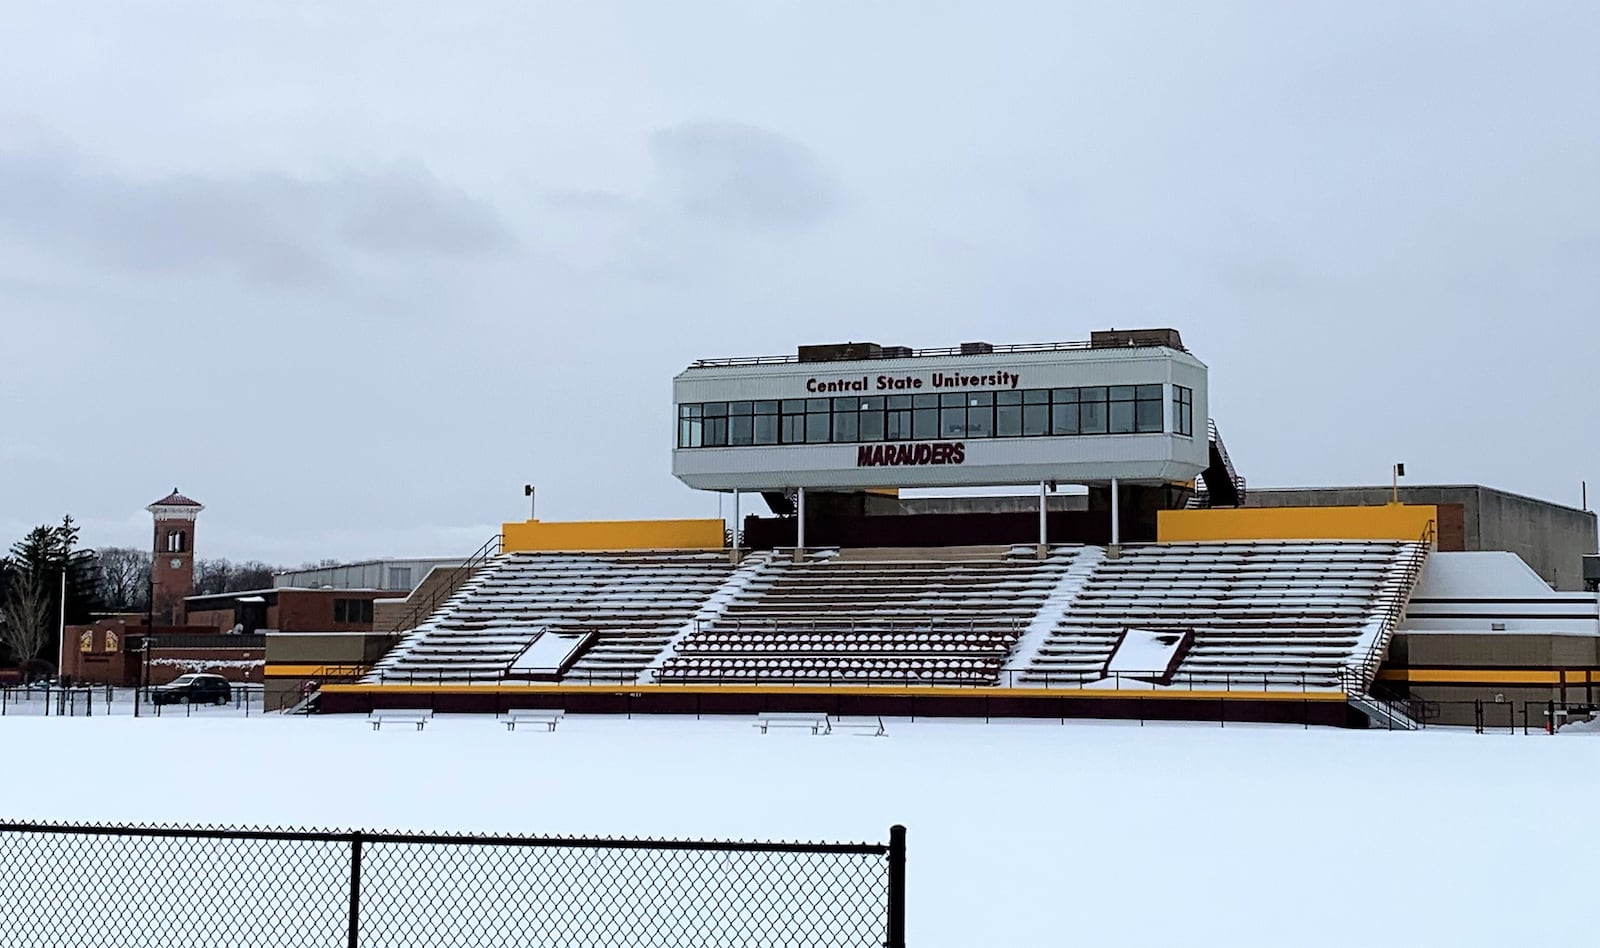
[387,533,505,644]
[364,665,1343,692]
[1350,520,1435,691]
[0,820,906,948]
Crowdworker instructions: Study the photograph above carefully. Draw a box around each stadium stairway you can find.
[652,545,1084,685]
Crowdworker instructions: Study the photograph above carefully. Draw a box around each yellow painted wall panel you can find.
[501,519,725,552]
[1158,505,1438,543]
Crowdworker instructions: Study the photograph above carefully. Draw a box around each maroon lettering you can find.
[854,442,965,468]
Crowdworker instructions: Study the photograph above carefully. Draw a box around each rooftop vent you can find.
[880,346,913,359]
[1090,328,1185,351]
[797,342,883,363]
[959,341,994,355]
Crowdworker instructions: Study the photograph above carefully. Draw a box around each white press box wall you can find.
[672,345,1209,491]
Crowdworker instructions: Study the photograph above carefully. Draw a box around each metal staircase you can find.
[1187,420,1246,508]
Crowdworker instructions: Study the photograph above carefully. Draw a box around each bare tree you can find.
[194,558,235,597]
[230,561,277,591]
[95,546,151,612]
[2,570,55,671]
[194,558,282,595]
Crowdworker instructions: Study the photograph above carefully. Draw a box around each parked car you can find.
[151,674,232,706]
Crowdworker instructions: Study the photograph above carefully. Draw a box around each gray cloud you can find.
[0,141,513,286]
[648,121,843,230]
[0,2,1596,563]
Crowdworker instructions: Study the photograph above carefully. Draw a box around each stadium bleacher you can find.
[654,545,1082,684]
[1015,540,1427,690]
[365,540,1429,693]
[370,550,740,685]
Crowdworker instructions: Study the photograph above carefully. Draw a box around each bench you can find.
[369,710,432,731]
[753,712,831,735]
[831,716,887,737]
[502,710,565,732]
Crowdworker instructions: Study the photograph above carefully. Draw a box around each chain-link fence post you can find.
[887,824,906,948]
[347,831,363,948]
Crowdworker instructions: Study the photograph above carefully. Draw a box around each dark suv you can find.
[151,673,232,706]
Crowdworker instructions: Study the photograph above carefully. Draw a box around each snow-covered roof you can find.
[1401,552,1599,636]
[1410,552,1555,598]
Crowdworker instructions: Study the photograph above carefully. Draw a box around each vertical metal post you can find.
[1038,480,1048,550]
[887,825,907,948]
[57,568,67,683]
[1110,478,1120,546]
[732,489,741,562]
[347,831,363,948]
[795,487,807,553]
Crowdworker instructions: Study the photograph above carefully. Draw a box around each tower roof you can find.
[147,489,203,510]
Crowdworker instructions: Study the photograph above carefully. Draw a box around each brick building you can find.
[60,489,398,687]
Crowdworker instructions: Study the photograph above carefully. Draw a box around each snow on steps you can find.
[1004,547,1105,673]
[365,555,516,680]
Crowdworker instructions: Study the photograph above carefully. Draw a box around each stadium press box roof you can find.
[672,331,1209,491]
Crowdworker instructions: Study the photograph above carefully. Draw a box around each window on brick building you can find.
[333,599,374,624]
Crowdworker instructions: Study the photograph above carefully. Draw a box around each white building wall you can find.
[672,345,1209,491]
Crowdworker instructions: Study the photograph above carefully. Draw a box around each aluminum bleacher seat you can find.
[1021,540,1427,691]
[655,546,1082,686]
[367,550,738,685]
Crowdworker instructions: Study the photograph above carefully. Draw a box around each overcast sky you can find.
[1,2,1596,564]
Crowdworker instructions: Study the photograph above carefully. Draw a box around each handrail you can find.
[1348,521,1435,692]
[387,533,505,644]
[687,338,1186,368]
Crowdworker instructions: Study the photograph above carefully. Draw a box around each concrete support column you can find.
[731,489,742,564]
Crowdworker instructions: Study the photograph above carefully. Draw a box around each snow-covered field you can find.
[3,711,1595,947]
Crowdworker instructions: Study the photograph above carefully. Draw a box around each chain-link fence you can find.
[0,821,906,948]
[0,684,265,717]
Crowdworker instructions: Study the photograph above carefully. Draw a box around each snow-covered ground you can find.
[3,712,1596,947]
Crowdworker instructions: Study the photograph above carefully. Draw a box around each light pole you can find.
[523,484,536,520]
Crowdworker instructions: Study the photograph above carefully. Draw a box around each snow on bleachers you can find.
[1021,540,1427,690]
[654,546,1083,685]
[367,550,739,685]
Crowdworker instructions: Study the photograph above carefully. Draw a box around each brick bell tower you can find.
[147,489,203,625]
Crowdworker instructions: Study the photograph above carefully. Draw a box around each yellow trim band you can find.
[265,664,370,678]
[1378,668,1594,685]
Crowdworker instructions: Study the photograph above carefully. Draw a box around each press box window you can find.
[1173,385,1194,437]
[677,404,703,448]
[677,379,1177,447]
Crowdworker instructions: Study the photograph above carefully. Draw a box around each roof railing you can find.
[687,338,1186,368]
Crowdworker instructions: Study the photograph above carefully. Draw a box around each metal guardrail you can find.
[387,533,504,642]
[1349,521,1435,692]
[364,667,1341,692]
[0,820,906,948]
